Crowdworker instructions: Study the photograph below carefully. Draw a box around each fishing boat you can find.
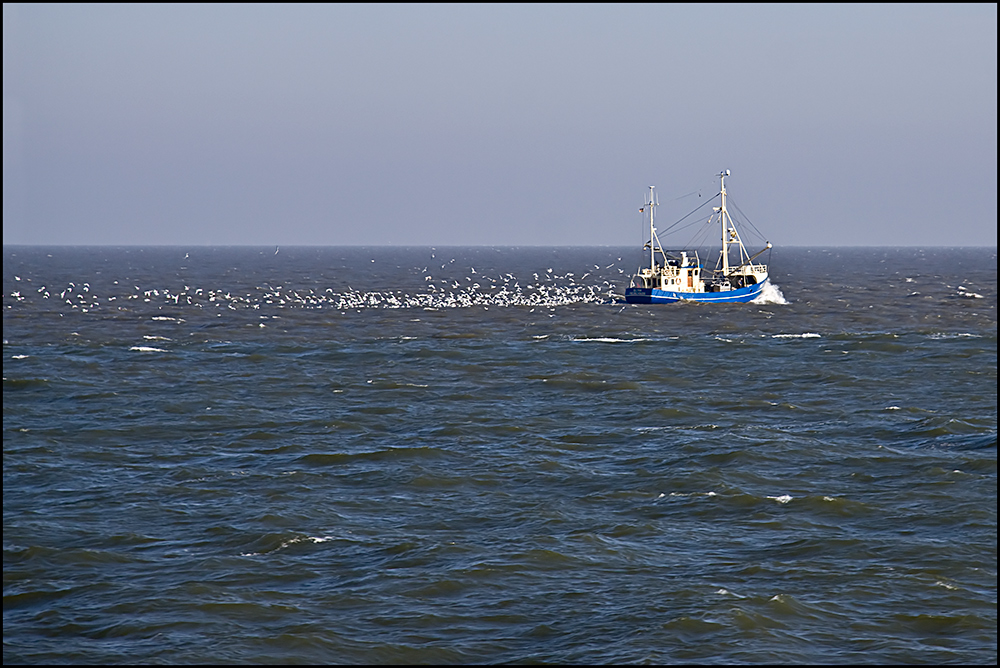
[625,170,771,304]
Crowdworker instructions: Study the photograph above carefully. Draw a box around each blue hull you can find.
[625,279,767,304]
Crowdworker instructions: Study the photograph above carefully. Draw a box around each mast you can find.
[648,186,656,274]
[719,169,730,275]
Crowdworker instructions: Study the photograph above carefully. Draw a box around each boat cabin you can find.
[634,251,705,292]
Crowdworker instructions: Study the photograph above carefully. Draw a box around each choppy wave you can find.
[3,246,996,665]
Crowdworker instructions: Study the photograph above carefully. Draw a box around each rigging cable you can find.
[727,196,768,243]
[656,194,719,236]
[659,210,719,243]
[683,216,717,252]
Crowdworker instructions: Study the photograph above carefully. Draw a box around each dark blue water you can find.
[4,246,996,663]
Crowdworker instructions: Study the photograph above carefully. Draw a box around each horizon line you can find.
[3,243,998,250]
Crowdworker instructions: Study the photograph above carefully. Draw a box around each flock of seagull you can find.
[6,266,626,313]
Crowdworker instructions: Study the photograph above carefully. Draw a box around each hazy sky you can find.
[3,4,997,247]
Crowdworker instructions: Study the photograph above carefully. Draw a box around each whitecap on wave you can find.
[570,337,651,343]
[772,333,821,339]
[956,286,984,299]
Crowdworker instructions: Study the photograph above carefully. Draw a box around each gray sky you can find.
[3,4,997,247]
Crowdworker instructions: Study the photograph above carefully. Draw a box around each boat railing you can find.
[727,263,767,276]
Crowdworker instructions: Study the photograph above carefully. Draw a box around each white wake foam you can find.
[753,282,789,304]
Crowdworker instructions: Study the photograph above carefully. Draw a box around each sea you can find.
[3,245,996,664]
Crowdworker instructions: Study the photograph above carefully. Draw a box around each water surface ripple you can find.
[4,246,996,663]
